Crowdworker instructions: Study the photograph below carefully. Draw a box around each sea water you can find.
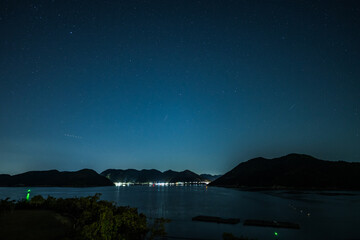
[1,186,359,240]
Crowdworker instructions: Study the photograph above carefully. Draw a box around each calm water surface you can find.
[1,186,359,240]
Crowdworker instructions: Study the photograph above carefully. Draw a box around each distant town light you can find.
[114,181,210,186]
[114,182,132,187]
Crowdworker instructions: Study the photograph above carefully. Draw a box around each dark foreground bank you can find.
[0,194,167,240]
[0,194,253,240]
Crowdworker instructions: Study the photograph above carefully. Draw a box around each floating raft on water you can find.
[192,215,240,224]
[244,219,300,229]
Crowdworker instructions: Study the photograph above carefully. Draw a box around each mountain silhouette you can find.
[0,169,114,187]
[200,174,222,181]
[209,153,360,190]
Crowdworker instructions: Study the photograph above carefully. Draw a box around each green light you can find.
[26,189,31,201]
[274,232,278,236]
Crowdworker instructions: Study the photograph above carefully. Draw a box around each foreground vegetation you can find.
[0,194,168,240]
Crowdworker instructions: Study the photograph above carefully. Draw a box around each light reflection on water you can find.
[0,186,359,240]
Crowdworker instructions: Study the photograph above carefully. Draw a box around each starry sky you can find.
[1,0,360,175]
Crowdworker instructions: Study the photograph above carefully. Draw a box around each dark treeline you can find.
[0,195,255,240]
[0,194,168,240]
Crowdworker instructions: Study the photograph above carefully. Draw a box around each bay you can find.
[0,186,359,240]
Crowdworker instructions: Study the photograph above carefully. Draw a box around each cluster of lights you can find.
[148,181,210,186]
[114,181,210,187]
[114,182,134,187]
[149,182,171,186]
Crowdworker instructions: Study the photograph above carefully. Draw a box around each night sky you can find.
[1,0,360,175]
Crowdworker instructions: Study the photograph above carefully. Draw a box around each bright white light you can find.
[115,182,133,186]
[154,182,166,186]
[115,181,210,187]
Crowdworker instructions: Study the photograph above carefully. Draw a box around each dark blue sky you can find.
[1,0,359,175]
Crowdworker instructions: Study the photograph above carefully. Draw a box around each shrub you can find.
[0,194,168,240]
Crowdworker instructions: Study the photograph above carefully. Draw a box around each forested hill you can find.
[0,169,114,187]
[209,154,360,190]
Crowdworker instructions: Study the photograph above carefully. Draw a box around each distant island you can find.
[0,168,221,187]
[101,169,221,185]
[0,169,114,187]
[210,153,360,190]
